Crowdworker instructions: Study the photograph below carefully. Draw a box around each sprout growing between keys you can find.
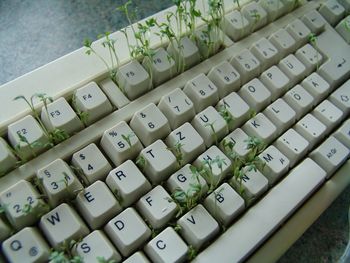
[96,256,118,263]
[49,239,82,263]
[167,141,185,166]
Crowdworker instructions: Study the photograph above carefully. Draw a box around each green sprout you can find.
[218,103,233,126]
[121,132,135,148]
[204,121,219,145]
[308,33,321,70]
[250,9,261,32]
[49,239,82,263]
[71,94,89,127]
[136,155,146,171]
[96,257,117,263]
[188,245,198,260]
[167,141,184,166]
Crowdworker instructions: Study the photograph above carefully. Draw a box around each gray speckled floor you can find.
[0,0,349,262]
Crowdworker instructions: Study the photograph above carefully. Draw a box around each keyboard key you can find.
[39,203,89,248]
[230,49,261,83]
[242,1,268,31]
[333,119,350,148]
[106,160,151,207]
[137,185,177,229]
[312,100,344,133]
[269,28,296,59]
[124,252,150,263]
[301,72,331,105]
[278,54,307,86]
[130,103,171,146]
[145,227,188,263]
[329,79,350,114]
[99,78,130,109]
[336,15,350,44]
[177,204,219,250]
[260,65,290,100]
[73,82,113,125]
[239,78,271,112]
[0,137,17,175]
[184,73,220,113]
[105,207,151,257]
[75,230,122,263]
[259,0,285,21]
[286,19,312,47]
[283,84,314,120]
[302,10,327,34]
[242,113,277,144]
[2,227,49,263]
[75,181,122,229]
[250,38,278,70]
[101,121,143,166]
[220,128,250,159]
[224,10,250,41]
[158,88,196,130]
[319,0,345,26]
[295,43,323,74]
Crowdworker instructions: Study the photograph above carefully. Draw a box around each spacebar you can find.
[194,158,327,263]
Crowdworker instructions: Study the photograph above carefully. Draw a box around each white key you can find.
[207,61,241,97]
[158,88,196,129]
[283,85,314,120]
[191,106,228,147]
[104,207,151,257]
[137,185,177,229]
[73,82,113,125]
[230,49,261,83]
[139,140,177,184]
[278,54,307,86]
[229,166,268,205]
[8,115,49,160]
[220,128,250,159]
[0,180,48,229]
[329,79,350,114]
[258,146,290,185]
[216,92,250,131]
[130,103,171,146]
[106,160,151,207]
[286,19,312,47]
[242,1,268,31]
[319,0,346,26]
[75,230,122,263]
[117,60,151,100]
[36,159,83,207]
[165,122,206,165]
[0,217,11,241]
[250,38,278,70]
[239,78,271,112]
[2,227,49,263]
[184,73,220,113]
[101,121,143,166]
[224,10,250,41]
[301,72,331,104]
[294,113,327,148]
[281,0,298,12]
[39,203,89,248]
[312,100,344,133]
[259,0,285,21]
[99,78,130,109]
[334,119,350,148]
[0,137,17,175]
[242,113,277,144]
[194,26,223,58]
[310,136,349,177]
[269,28,296,58]
[204,183,244,226]
[177,204,219,250]
[339,0,350,11]
[71,143,112,184]
[75,181,122,229]
[260,65,290,100]
[124,252,150,263]
[295,44,323,74]
[41,97,83,135]
[263,98,296,133]
[336,15,350,44]
[145,227,188,263]
[302,10,327,34]
[275,128,310,167]
[193,159,326,263]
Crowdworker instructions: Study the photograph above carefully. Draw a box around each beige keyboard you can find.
[1,0,350,262]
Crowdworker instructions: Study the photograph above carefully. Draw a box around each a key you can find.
[302,10,327,34]
[310,136,349,177]
[242,113,277,144]
[101,121,143,166]
[239,78,271,112]
[224,10,250,41]
[177,204,219,249]
[191,106,229,147]
[75,230,122,263]
[269,28,296,59]
[318,55,350,88]
[2,227,49,263]
[138,140,177,184]
[295,44,323,74]
[260,65,290,100]
[99,78,130,109]
[7,115,49,160]
[41,97,83,135]
[0,137,17,175]
[184,73,220,113]
[116,60,151,100]
[334,119,350,148]
[319,0,346,26]
[329,79,350,114]
[207,61,241,97]
[0,180,48,229]
[259,0,285,21]
[39,203,89,248]
[301,72,331,105]
[216,92,250,131]
[158,88,196,129]
[73,82,113,125]
[281,0,299,12]
[250,38,279,70]
[194,26,223,58]
[130,103,171,146]
[124,252,150,263]
[71,143,112,184]
[278,54,307,86]
[312,100,344,133]
[220,128,251,159]
[204,183,244,226]
[145,227,188,263]
[106,160,151,207]
[336,15,350,44]
[137,185,177,229]
[275,128,310,167]
[36,159,83,207]
[339,0,350,11]
[283,84,314,120]
[230,49,261,83]
[242,1,268,31]
[165,122,206,165]
[104,207,151,257]
[286,19,312,47]
[75,180,122,229]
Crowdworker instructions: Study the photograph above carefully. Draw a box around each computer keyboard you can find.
[0,0,350,262]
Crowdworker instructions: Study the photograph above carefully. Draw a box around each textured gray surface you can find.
[0,0,349,262]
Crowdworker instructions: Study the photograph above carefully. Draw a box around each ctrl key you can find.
[2,227,50,263]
